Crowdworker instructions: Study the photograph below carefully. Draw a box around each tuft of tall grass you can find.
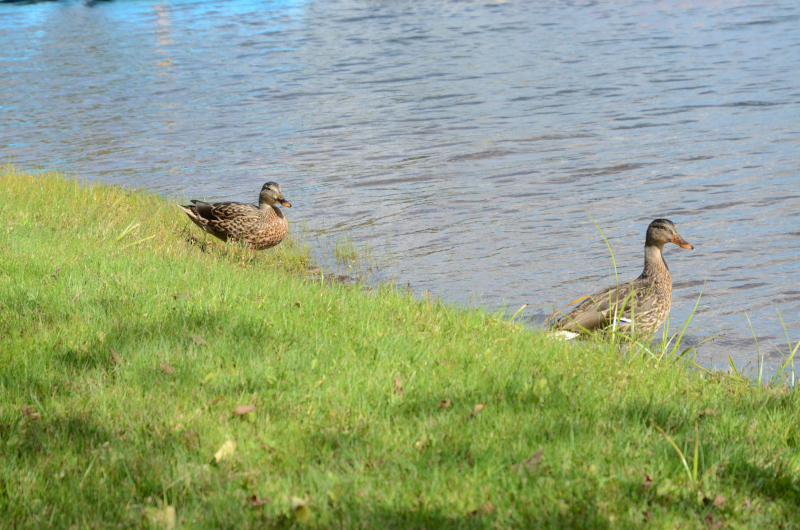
[332,234,359,263]
[775,310,799,387]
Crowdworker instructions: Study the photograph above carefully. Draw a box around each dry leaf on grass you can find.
[513,448,543,473]
[327,489,339,503]
[22,406,40,421]
[394,376,403,396]
[202,395,225,410]
[290,496,310,522]
[438,398,451,408]
[295,301,302,309]
[189,334,207,346]
[159,363,174,374]
[713,493,725,509]
[467,502,494,517]
[699,408,716,418]
[146,505,176,530]
[524,448,543,472]
[365,458,386,470]
[249,495,270,507]
[108,346,121,365]
[171,292,192,299]
[643,473,653,489]
[234,405,255,416]
[705,513,721,529]
[213,440,236,464]
[470,403,485,418]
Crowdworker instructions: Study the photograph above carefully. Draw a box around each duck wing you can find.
[191,200,258,221]
[189,200,220,221]
[555,281,656,334]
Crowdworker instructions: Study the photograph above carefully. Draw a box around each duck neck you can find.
[258,198,273,210]
[642,243,669,278]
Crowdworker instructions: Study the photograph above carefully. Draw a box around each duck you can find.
[550,218,693,339]
[179,182,291,250]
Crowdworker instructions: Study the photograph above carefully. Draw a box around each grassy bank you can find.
[1,168,799,528]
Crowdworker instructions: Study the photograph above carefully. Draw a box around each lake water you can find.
[2,0,799,377]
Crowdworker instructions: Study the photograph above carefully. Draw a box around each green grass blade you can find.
[653,423,693,484]
[120,234,157,251]
[667,287,704,362]
[586,211,618,288]
[745,312,762,386]
[693,421,699,483]
[114,220,140,243]
[510,303,528,322]
[728,356,741,379]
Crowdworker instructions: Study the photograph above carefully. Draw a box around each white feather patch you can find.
[549,330,580,340]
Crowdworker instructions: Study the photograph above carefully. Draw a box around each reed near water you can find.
[1,168,799,528]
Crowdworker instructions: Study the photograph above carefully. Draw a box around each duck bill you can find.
[672,235,693,249]
[278,198,292,207]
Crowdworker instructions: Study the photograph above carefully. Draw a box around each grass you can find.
[332,235,359,264]
[1,167,800,528]
[318,231,379,279]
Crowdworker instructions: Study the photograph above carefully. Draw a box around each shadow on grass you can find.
[322,507,611,530]
[54,343,107,372]
[0,411,111,456]
[728,460,800,507]
[248,505,611,530]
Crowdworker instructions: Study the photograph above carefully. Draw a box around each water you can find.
[2,0,800,376]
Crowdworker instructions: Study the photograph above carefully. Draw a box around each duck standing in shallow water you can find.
[179,182,291,250]
[551,219,693,339]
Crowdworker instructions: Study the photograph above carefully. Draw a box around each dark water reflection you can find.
[2,0,800,375]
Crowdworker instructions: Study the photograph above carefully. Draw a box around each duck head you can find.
[260,182,291,207]
[646,218,693,249]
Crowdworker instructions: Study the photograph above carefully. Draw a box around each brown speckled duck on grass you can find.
[551,218,693,339]
[179,182,291,250]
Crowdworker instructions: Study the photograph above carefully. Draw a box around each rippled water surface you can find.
[2,0,800,374]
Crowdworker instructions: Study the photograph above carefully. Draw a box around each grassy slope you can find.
[0,168,799,529]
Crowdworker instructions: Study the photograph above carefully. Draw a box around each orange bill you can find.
[279,198,292,207]
[672,235,693,249]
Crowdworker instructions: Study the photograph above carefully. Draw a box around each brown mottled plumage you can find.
[179,182,291,250]
[551,219,693,338]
